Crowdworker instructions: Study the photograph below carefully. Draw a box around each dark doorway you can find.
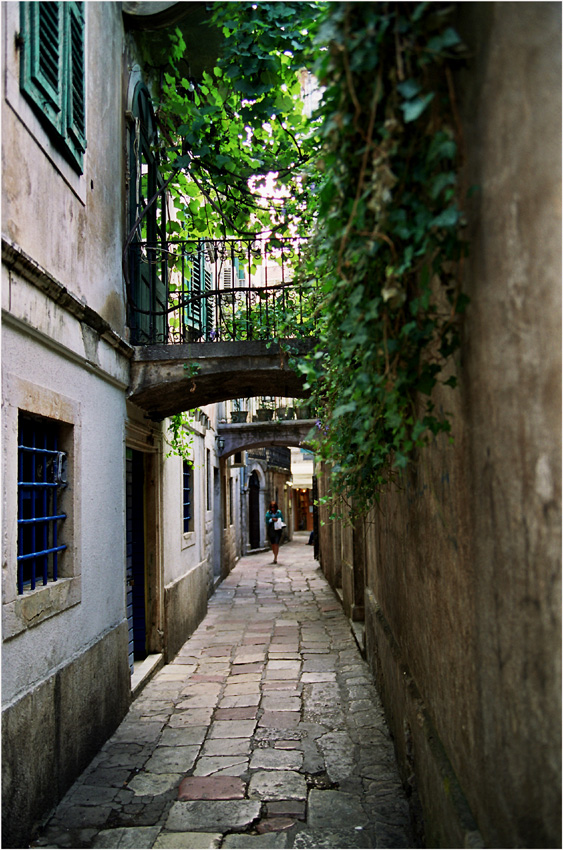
[126,448,147,672]
[213,467,222,577]
[249,471,261,549]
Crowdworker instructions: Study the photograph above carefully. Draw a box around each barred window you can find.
[17,413,68,594]
[19,1,86,173]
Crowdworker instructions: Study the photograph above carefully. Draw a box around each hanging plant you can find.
[297,1,471,515]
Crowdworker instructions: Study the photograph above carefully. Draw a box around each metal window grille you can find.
[183,460,193,533]
[17,414,67,594]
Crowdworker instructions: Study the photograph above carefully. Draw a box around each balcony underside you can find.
[128,339,315,420]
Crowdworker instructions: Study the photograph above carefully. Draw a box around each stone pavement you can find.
[32,535,413,849]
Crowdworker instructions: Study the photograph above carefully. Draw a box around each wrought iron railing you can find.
[127,236,315,345]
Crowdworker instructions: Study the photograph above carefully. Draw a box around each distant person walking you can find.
[265,500,284,564]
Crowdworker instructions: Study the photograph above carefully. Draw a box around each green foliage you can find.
[154,2,325,240]
[297,2,470,514]
[147,1,469,515]
[166,411,197,464]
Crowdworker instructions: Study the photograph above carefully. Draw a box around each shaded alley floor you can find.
[32,534,413,849]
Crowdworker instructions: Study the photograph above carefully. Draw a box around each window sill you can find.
[3,576,81,641]
[181,531,196,550]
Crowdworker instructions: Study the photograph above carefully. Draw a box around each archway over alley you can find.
[128,339,314,419]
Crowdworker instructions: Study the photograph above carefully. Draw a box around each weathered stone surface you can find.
[249,748,303,771]
[248,770,307,801]
[128,772,182,796]
[178,775,245,801]
[222,833,288,849]
[307,790,369,829]
[291,827,374,848]
[144,746,200,774]
[92,827,162,848]
[152,832,222,848]
[166,800,261,832]
[192,756,249,777]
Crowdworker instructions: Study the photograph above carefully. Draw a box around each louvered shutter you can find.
[66,2,86,156]
[19,1,86,173]
[21,2,63,133]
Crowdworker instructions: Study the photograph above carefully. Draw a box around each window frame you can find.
[182,459,194,536]
[19,1,87,174]
[3,374,80,642]
[17,412,68,595]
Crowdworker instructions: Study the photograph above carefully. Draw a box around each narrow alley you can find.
[31,534,412,850]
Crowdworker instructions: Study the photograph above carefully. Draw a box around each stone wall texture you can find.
[2,622,130,849]
[319,4,561,847]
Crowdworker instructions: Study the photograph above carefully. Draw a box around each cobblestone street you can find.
[32,535,412,849]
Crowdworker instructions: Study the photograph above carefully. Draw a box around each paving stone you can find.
[192,756,249,776]
[159,726,208,747]
[178,775,245,800]
[66,784,119,806]
[153,831,222,848]
[169,710,214,727]
[92,826,162,848]
[291,827,374,848]
[127,772,181,796]
[219,694,261,708]
[259,712,301,729]
[261,696,301,712]
[177,694,221,709]
[248,770,307,801]
[266,800,306,820]
[250,748,303,770]
[201,738,251,757]
[166,800,261,832]
[144,746,200,774]
[317,731,357,781]
[208,720,257,738]
[256,817,296,833]
[214,707,258,721]
[307,789,369,829]
[222,833,288,848]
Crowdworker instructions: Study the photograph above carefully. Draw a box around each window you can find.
[183,460,193,534]
[17,413,68,594]
[19,1,87,173]
[229,477,233,526]
[128,81,167,344]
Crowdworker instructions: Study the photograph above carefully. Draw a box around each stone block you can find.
[153,832,222,849]
[144,746,200,774]
[178,775,246,800]
[248,770,307,801]
[166,800,261,832]
[93,826,161,848]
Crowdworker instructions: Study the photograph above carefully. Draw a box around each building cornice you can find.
[2,237,133,360]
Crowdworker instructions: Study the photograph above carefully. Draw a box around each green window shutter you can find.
[65,1,86,157]
[19,1,86,173]
[20,2,63,133]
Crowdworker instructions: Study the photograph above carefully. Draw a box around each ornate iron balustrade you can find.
[128,236,315,345]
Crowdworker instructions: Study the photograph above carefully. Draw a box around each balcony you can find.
[127,236,315,347]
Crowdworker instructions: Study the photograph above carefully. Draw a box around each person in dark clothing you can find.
[265,500,284,564]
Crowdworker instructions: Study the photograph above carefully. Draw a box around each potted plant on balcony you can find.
[231,398,248,423]
[256,397,275,421]
[295,403,312,419]
[275,404,295,420]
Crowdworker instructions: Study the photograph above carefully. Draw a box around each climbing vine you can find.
[135,2,470,512]
[144,2,324,240]
[294,1,470,515]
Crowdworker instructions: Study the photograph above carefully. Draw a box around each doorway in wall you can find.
[249,470,261,550]
[126,448,147,673]
[213,467,222,578]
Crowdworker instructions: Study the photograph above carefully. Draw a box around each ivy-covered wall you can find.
[321,4,561,847]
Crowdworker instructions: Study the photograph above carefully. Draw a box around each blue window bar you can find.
[183,460,193,534]
[17,415,67,594]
